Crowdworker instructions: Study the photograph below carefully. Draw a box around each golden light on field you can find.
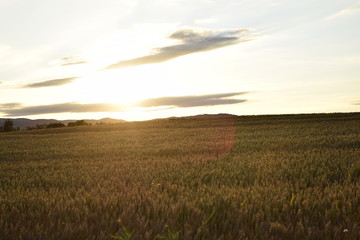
[1,113,360,239]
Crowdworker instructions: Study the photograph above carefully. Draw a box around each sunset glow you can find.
[0,0,359,120]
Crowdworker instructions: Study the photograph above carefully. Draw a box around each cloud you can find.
[0,102,22,109]
[194,18,219,25]
[0,92,248,117]
[325,5,360,20]
[1,102,122,117]
[138,92,248,108]
[104,28,252,70]
[61,61,88,66]
[59,55,88,66]
[22,77,78,88]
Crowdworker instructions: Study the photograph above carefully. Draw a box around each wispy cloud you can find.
[325,4,360,20]
[138,92,248,108]
[61,61,88,66]
[58,55,88,66]
[0,102,22,109]
[104,28,253,70]
[22,77,78,88]
[1,102,122,117]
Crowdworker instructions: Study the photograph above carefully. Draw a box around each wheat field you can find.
[0,113,359,240]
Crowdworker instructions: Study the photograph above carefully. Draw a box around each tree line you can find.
[0,120,93,132]
[0,119,19,132]
[26,120,91,130]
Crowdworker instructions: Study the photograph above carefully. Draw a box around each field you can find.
[0,113,359,240]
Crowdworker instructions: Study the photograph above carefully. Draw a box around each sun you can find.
[58,25,184,109]
[72,64,177,108]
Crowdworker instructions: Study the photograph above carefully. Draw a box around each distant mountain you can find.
[0,118,125,129]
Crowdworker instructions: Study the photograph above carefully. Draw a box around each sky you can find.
[0,0,359,121]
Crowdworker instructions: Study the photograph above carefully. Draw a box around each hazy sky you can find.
[1,0,359,120]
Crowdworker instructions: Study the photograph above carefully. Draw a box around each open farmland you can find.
[0,113,359,240]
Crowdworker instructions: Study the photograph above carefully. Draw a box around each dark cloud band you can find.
[0,92,248,117]
[1,102,121,117]
[139,92,248,108]
[22,77,78,88]
[104,28,252,70]
[0,102,22,109]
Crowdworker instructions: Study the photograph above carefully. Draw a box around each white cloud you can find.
[194,18,218,25]
[0,43,11,63]
[0,0,15,7]
[325,4,360,20]
[267,1,282,7]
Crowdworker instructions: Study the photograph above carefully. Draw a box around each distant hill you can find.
[0,118,125,129]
